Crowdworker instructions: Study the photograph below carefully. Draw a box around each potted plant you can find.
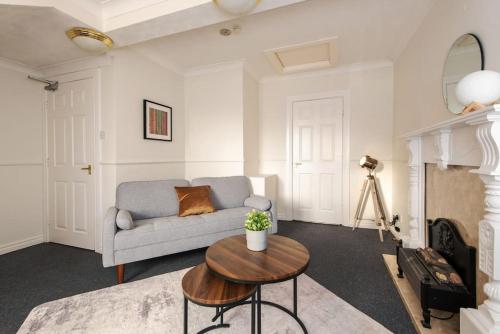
[245,210,272,251]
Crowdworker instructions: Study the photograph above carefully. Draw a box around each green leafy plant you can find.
[245,210,272,231]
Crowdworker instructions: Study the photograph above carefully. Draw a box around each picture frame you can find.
[143,99,172,142]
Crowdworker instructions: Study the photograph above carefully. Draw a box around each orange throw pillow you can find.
[175,185,215,217]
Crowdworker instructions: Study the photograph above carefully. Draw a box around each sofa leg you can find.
[117,264,124,284]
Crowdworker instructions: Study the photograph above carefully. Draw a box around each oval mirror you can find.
[443,34,484,114]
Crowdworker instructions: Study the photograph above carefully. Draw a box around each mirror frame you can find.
[442,33,485,114]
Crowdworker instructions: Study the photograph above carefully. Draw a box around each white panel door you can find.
[48,78,95,249]
[292,97,343,224]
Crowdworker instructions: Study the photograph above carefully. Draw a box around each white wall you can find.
[184,64,245,179]
[107,48,185,186]
[0,49,186,254]
[260,63,394,224]
[392,0,500,235]
[98,48,186,252]
[243,70,260,176]
[0,44,398,254]
[0,63,44,254]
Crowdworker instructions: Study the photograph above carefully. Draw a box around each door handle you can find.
[81,164,92,175]
[294,162,302,166]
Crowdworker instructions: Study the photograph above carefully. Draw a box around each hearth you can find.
[397,218,476,328]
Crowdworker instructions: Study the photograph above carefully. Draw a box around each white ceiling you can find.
[0,0,304,68]
[0,5,90,67]
[0,0,435,77]
[131,0,435,78]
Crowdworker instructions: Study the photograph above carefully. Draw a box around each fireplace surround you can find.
[403,105,500,333]
[425,163,487,304]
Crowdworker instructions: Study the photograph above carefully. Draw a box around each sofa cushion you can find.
[116,209,134,230]
[175,185,215,217]
[199,206,252,225]
[191,176,251,210]
[244,195,271,211]
[114,207,252,251]
[116,179,189,220]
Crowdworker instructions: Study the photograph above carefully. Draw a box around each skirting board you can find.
[276,215,380,229]
[0,235,44,256]
[383,254,459,334]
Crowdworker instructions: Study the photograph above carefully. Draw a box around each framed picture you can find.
[143,99,172,141]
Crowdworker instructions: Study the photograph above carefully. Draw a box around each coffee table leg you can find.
[257,285,261,334]
[184,297,188,334]
[293,277,297,315]
[251,293,256,334]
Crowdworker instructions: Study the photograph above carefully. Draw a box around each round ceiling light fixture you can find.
[213,0,260,15]
[66,27,114,52]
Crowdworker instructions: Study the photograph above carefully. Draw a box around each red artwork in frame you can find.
[143,99,172,141]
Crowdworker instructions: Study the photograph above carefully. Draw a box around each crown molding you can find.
[185,60,246,77]
[260,60,393,83]
[243,61,260,82]
[0,57,41,76]
[126,47,185,76]
[39,54,113,77]
[184,59,261,81]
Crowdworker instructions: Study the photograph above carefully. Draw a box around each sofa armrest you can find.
[270,199,278,234]
[244,195,278,234]
[244,195,272,211]
[102,206,118,267]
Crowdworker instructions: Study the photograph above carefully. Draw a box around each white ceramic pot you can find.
[456,70,500,107]
[246,229,268,251]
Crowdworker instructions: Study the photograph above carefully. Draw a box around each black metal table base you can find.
[212,277,307,334]
[184,294,256,334]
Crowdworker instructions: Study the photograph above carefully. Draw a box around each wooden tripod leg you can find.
[372,176,388,232]
[369,178,384,242]
[353,177,369,230]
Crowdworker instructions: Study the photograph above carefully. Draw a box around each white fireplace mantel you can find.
[402,104,500,333]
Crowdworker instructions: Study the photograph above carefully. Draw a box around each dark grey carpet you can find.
[0,221,415,334]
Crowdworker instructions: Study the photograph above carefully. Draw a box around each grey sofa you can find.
[102,176,277,283]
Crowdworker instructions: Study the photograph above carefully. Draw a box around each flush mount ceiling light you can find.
[213,0,260,15]
[66,27,114,52]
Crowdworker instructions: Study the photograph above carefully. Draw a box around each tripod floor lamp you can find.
[352,155,388,242]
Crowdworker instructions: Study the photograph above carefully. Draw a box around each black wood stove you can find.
[396,218,476,328]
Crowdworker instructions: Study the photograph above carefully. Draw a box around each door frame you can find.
[285,90,350,224]
[42,68,102,251]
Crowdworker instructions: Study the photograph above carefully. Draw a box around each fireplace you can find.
[425,163,487,304]
[396,218,476,328]
[403,105,500,332]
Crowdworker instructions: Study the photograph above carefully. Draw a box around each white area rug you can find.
[19,267,390,334]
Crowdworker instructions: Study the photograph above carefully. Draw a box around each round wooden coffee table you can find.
[206,235,310,334]
[182,263,257,333]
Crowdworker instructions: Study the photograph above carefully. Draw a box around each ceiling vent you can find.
[265,37,338,74]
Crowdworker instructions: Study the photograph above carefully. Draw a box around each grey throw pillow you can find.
[244,195,272,211]
[116,209,134,230]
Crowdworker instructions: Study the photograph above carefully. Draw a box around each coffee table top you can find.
[206,235,310,284]
[182,263,256,306]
